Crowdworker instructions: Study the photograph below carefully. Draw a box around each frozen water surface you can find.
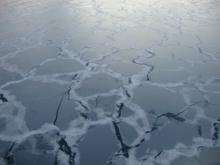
[0,0,220,164]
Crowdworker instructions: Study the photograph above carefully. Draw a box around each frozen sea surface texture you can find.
[0,0,220,164]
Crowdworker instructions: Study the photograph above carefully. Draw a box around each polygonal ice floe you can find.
[78,124,118,165]
[132,83,186,114]
[169,147,220,165]
[75,73,122,97]
[4,46,61,73]
[35,58,84,75]
[4,80,78,130]
[0,68,21,86]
